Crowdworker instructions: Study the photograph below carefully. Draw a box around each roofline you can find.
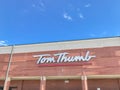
[0,36,120,54]
[1,36,120,48]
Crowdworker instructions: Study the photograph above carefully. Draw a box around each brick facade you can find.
[0,37,120,90]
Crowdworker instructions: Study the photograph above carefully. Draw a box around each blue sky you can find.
[0,0,120,46]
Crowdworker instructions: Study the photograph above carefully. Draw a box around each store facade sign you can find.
[33,51,96,64]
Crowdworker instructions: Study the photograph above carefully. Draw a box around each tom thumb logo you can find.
[33,51,96,64]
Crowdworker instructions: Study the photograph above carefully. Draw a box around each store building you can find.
[0,37,120,90]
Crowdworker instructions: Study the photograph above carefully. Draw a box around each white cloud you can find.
[85,3,91,8]
[79,13,84,19]
[32,0,45,11]
[0,40,8,46]
[63,13,72,21]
